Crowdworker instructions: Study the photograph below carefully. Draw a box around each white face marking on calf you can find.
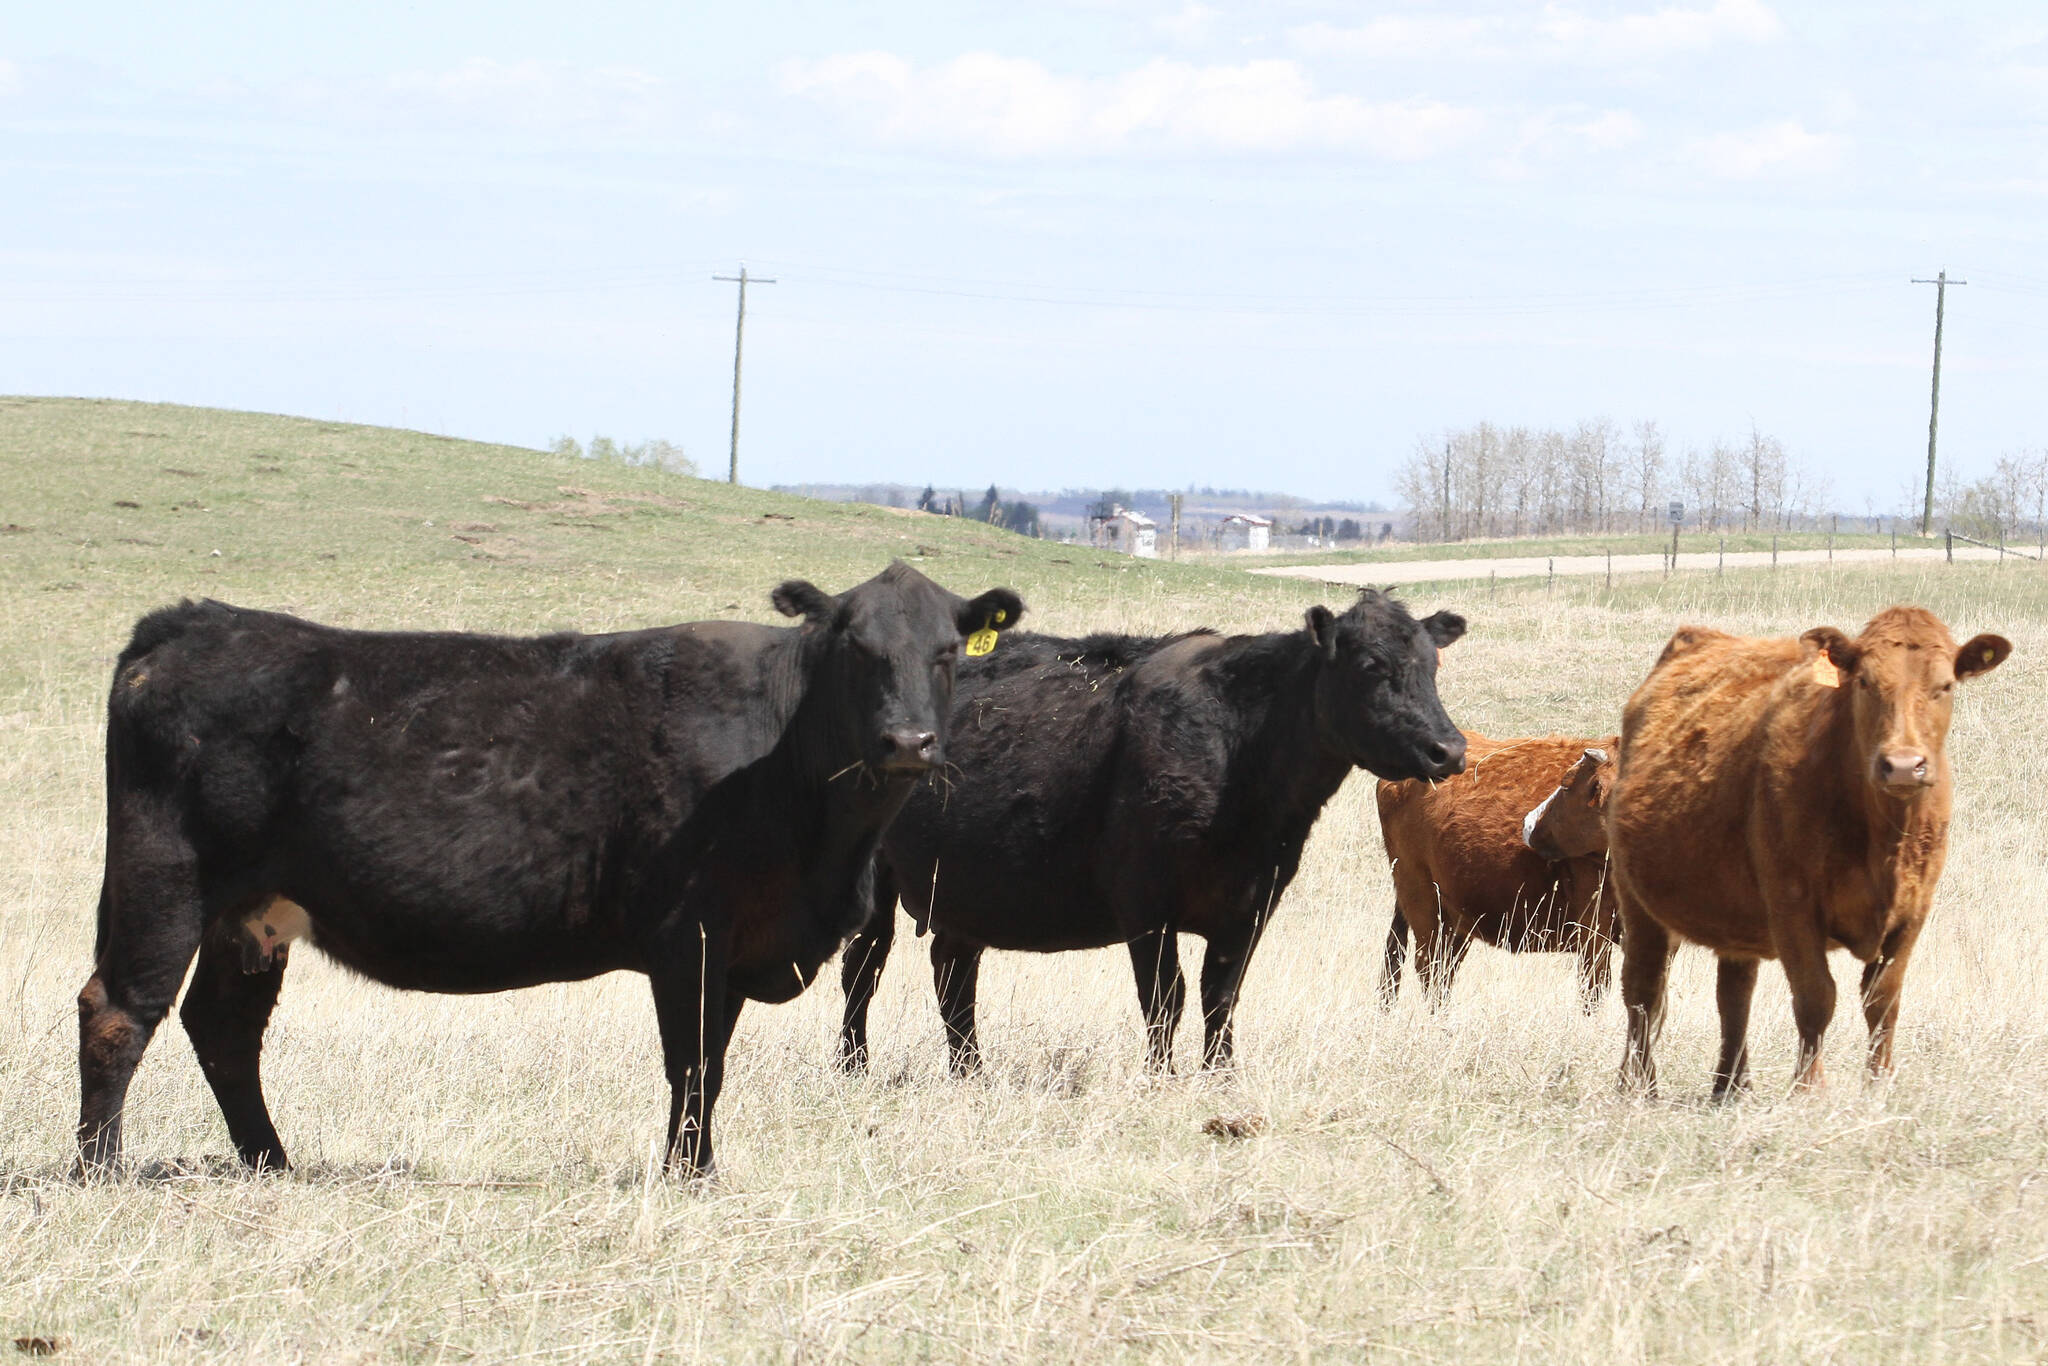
[240,897,312,970]
[1522,788,1559,850]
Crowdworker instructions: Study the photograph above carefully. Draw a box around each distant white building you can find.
[1218,513,1273,552]
[1091,506,1158,558]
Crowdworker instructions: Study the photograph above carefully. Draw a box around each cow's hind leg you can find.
[1126,928,1185,1072]
[180,931,290,1170]
[1617,900,1672,1097]
[1378,912,1409,1009]
[1574,927,1614,1012]
[1710,956,1759,1102]
[77,827,210,1176]
[930,932,983,1077]
[838,890,897,1074]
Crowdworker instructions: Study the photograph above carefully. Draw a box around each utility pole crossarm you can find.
[714,266,777,485]
[1913,270,1965,537]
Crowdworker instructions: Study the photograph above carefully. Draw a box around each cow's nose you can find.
[1427,734,1467,778]
[880,729,939,771]
[1876,751,1930,788]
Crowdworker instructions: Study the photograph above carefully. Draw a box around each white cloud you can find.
[0,58,19,97]
[779,52,1483,159]
[285,58,665,133]
[1288,16,1498,62]
[1539,0,1782,63]
[1691,119,1843,178]
[1154,4,1221,47]
[1291,1,1780,65]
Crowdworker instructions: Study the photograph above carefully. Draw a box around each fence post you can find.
[1605,548,1612,590]
[1828,514,1835,563]
[1547,558,1554,594]
[1718,537,1724,576]
[1490,569,1496,599]
[1771,535,1777,571]
[1946,530,1953,563]
[1998,529,2005,568]
[1892,525,1897,559]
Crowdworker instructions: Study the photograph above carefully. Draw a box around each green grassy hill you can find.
[0,396,1323,702]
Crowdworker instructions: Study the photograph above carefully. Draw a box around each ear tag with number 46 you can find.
[965,608,1006,657]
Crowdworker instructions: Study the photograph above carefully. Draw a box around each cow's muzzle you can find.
[1876,750,1932,791]
[879,728,940,773]
[1422,733,1467,780]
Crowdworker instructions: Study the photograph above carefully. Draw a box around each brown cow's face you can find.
[1802,608,2011,801]
[1522,744,1616,860]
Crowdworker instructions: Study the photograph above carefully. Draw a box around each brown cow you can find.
[1605,607,2010,1098]
[1377,733,1621,1007]
[1521,745,1617,865]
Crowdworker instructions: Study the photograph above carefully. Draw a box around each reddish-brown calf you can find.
[1377,733,1621,1007]
[1605,607,2009,1097]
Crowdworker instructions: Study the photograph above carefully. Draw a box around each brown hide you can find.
[1607,606,2011,1097]
[1377,732,1622,1006]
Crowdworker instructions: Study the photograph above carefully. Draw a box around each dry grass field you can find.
[5,397,2048,1363]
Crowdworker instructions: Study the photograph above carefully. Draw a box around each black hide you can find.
[839,590,1465,1075]
[77,561,1023,1176]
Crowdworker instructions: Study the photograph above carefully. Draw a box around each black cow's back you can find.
[107,600,784,990]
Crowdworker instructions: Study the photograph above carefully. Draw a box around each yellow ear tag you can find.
[1812,655,1840,688]
[965,609,1004,657]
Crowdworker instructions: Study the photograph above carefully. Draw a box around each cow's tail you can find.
[1378,911,1408,1009]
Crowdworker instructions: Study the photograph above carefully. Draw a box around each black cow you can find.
[839,590,1466,1075]
[76,562,1022,1177]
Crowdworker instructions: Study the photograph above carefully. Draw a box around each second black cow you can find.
[839,589,1467,1075]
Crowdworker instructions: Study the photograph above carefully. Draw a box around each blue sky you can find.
[3,1,2043,506]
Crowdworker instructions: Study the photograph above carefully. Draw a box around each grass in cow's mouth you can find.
[4,396,2048,1361]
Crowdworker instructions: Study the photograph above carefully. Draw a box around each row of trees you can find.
[920,484,1043,538]
[1941,450,2048,548]
[548,435,696,476]
[1393,420,1832,540]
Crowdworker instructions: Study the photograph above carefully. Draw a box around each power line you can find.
[713,265,775,485]
[1911,270,1966,537]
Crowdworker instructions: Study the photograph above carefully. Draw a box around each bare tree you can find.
[1740,426,1786,531]
[1631,420,1665,532]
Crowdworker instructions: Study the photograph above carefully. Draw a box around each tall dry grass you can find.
[5,400,2048,1361]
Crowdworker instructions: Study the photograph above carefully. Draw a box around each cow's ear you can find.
[1304,605,1338,660]
[1800,626,1861,673]
[1954,633,2012,681]
[1422,611,1466,649]
[771,579,837,626]
[957,588,1025,638]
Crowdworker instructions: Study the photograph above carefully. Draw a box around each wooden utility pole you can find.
[1169,494,1182,561]
[714,265,776,485]
[1912,270,1965,536]
[1441,439,1452,542]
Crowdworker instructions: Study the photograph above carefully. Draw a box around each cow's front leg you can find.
[648,925,741,1178]
[839,891,897,1074]
[1773,910,1836,1093]
[1197,914,1271,1070]
[1859,918,1925,1079]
